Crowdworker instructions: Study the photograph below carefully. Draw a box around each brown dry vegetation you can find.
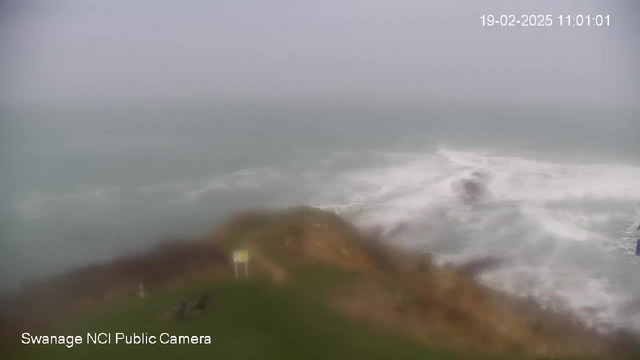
[0,238,229,340]
[1,206,638,358]
[206,207,629,358]
[321,230,608,358]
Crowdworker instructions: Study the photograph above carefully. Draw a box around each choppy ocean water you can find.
[2,101,639,331]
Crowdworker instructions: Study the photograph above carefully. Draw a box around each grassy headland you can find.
[2,207,638,359]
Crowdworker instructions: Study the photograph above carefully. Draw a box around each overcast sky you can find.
[2,0,639,106]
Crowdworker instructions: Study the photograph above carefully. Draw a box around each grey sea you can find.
[2,98,640,331]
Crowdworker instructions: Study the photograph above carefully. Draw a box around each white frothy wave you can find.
[178,167,287,203]
[14,167,288,217]
[311,147,640,331]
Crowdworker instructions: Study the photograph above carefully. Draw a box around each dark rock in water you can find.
[636,239,640,256]
[458,256,508,277]
[454,171,489,204]
[461,179,482,198]
[386,222,408,240]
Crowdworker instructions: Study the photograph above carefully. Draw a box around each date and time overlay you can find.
[480,14,610,27]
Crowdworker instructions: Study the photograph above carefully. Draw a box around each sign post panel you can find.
[232,250,249,278]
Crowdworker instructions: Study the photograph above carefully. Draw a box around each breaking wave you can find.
[311,148,640,332]
[14,167,289,218]
[9,146,640,332]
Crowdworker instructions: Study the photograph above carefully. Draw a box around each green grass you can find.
[5,208,606,360]
[10,278,504,360]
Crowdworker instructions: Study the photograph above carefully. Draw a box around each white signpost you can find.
[233,250,249,278]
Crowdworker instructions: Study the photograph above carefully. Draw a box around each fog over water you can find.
[1,1,639,332]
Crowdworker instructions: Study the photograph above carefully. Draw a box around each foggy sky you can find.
[3,0,639,107]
